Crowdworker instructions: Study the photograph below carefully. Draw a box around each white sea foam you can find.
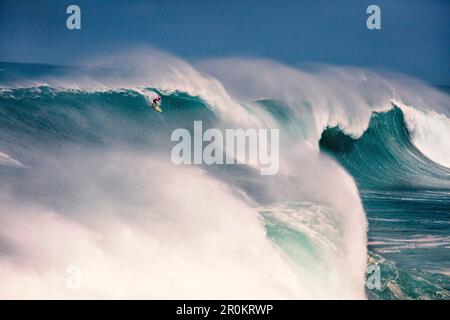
[0,152,364,299]
[397,102,450,168]
[198,58,450,141]
[2,48,449,299]
[0,152,25,168]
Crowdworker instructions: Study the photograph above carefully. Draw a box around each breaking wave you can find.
[0,50,448,299]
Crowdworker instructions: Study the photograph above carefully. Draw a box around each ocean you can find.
[0,56,448,299]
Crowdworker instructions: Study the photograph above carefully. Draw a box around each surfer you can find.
[152,96,161,108]
[151,96,163,112]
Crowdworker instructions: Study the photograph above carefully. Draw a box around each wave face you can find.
[320,106,450,190]
[0,55,449,299]
[0,85,367,299]
[320,106,450,299]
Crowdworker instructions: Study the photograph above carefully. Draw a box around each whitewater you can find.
[0,49,448,299]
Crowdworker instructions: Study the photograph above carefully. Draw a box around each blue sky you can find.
[0,0,449,84]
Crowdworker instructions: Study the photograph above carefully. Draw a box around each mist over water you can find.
[0,49,449,299]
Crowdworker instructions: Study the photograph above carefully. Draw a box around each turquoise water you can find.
[0,62,449,299]
[320,107,450,299]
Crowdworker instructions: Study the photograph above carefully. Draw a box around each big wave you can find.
[0,49,448,299]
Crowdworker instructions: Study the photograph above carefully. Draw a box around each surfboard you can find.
[151,103,163,112]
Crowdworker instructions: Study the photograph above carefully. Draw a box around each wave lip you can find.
[397,101,450,168]
[319,105,450,190]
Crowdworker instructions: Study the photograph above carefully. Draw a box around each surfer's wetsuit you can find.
[152,96,161,106]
